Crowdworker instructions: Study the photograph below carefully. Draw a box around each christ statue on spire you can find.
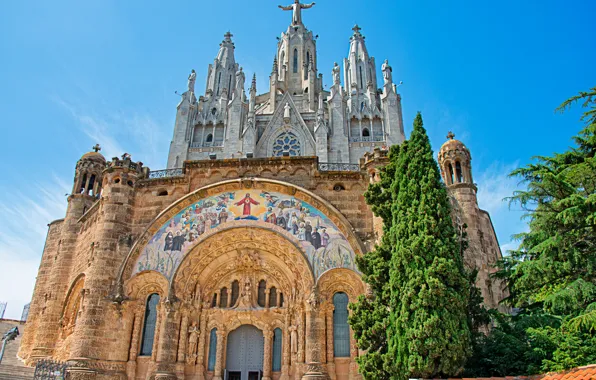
[278,0,315,26]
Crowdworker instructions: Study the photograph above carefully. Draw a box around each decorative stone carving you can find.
[186,321,199,365]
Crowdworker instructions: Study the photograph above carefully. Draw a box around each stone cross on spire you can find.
[278,1,315,26]
[223,31,233,42]
[352,24,362,35]
[447,131,455,140]
[92,144,101,153]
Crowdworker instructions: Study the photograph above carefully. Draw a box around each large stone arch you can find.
[172,226,316,303]
[116,178,364,291]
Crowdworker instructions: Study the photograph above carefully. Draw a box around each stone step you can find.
[0,364,34,380]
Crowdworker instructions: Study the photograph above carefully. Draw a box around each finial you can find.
[352,24,362,35]
[121,152,131,160]
[447,131,455,140]
[251,73,257,89]
[272,56,279,73]
[223,31,233,41]
[92,144,101,153]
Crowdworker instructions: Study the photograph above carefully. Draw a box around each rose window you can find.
[272,132,301,156]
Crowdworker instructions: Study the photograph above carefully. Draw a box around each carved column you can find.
[126,306,144,379]
[262,328,273,380]
[212,329,225,380]
[326,306,336,379]
[280,314,291,380]
[177,313,189,363]
[302,290,329,380]
[348,324,359,380]
[194,311,208,380]
[154,301,179,380]
[265,287,271,309]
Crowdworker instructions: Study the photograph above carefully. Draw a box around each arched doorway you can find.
[225,325,264,380]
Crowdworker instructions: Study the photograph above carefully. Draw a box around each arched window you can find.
[79,173,87,194]
[333,292,350,357]
[305,51,310,79]
[272,328,282,371]
[448,163,455,185]
[362,128,370,137]
[211,293,217,308]
[269,287,277,307]
[455,161,463,183]
[207,328,217,371]
[279,293,284,307]
[272,131,301,157]
[206,134,213,143]
[216,72,222,96]
[231,280,239,307]
[293,49,298,73]
[87,174,96,195]
[228,75,233,98]
[258,280,267,307]
[139,293,160,356]
[220,287,228,308]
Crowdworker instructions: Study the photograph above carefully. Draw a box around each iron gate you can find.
[33,359,68,380]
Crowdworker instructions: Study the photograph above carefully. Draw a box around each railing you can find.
[148,168,184,179]
[190,141,224,148]
[318,162,361,172]
[33,359,68,380]
[349,135,385,143]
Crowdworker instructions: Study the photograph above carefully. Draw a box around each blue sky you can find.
[0,0,594,319]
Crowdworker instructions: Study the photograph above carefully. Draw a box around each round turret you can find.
[437,132,473,187]
[73,144,106,197]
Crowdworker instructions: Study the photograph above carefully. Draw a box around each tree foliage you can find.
[350,113,472,379]
[467,86,596,376]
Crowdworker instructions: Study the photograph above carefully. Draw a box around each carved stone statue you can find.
[283,102,291,122]
[289,325,298,354]
[235,68,245,98]
[332,62,340,86]
[186,321,199,364]
[237,276,254,308]
[278,0,315,26]
[187,69,196,93]
[382,59,392,85]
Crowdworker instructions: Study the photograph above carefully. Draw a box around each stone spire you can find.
[205,31,239,99]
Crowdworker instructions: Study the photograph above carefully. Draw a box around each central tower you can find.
[166,1,404,168]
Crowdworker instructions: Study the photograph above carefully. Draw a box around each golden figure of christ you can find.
[278,0,316,25]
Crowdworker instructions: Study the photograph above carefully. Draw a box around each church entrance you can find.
[225,325,264,380]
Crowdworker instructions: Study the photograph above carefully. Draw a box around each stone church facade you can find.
[18,3,506,380]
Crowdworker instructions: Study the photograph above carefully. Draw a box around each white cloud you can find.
[0,175,69,320]
[475,161,529,254]
[52,95,169,169]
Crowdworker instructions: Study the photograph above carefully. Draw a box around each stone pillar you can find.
[326,306,336,379]
[154,302,179,380]
[212,329,225,380]
[177,313,190,363]
[194,311,208,380]
[348,324,359,380]
[280,314,291,380]
[126,306,144,379]
[262,328,273,380]
[265,287,271,309]
[302,291,328,380]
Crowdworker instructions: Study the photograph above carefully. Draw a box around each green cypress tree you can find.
[350,113,472,379]
[386,112,471,379]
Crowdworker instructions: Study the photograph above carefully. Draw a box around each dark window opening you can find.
[293,49,298,73]
[80,173,87,194]
[257,280,266,307]
[206,134,213,143]
[362,128,370,137]
[269,287,277,307]
[157,190,168,197]
[231,280,239,307]
[220,287,228,308]
[211,293,217,307]
[456,161,463,183]
[139,293,160,356]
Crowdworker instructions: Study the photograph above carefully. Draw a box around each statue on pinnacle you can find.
[278,0,315,26]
